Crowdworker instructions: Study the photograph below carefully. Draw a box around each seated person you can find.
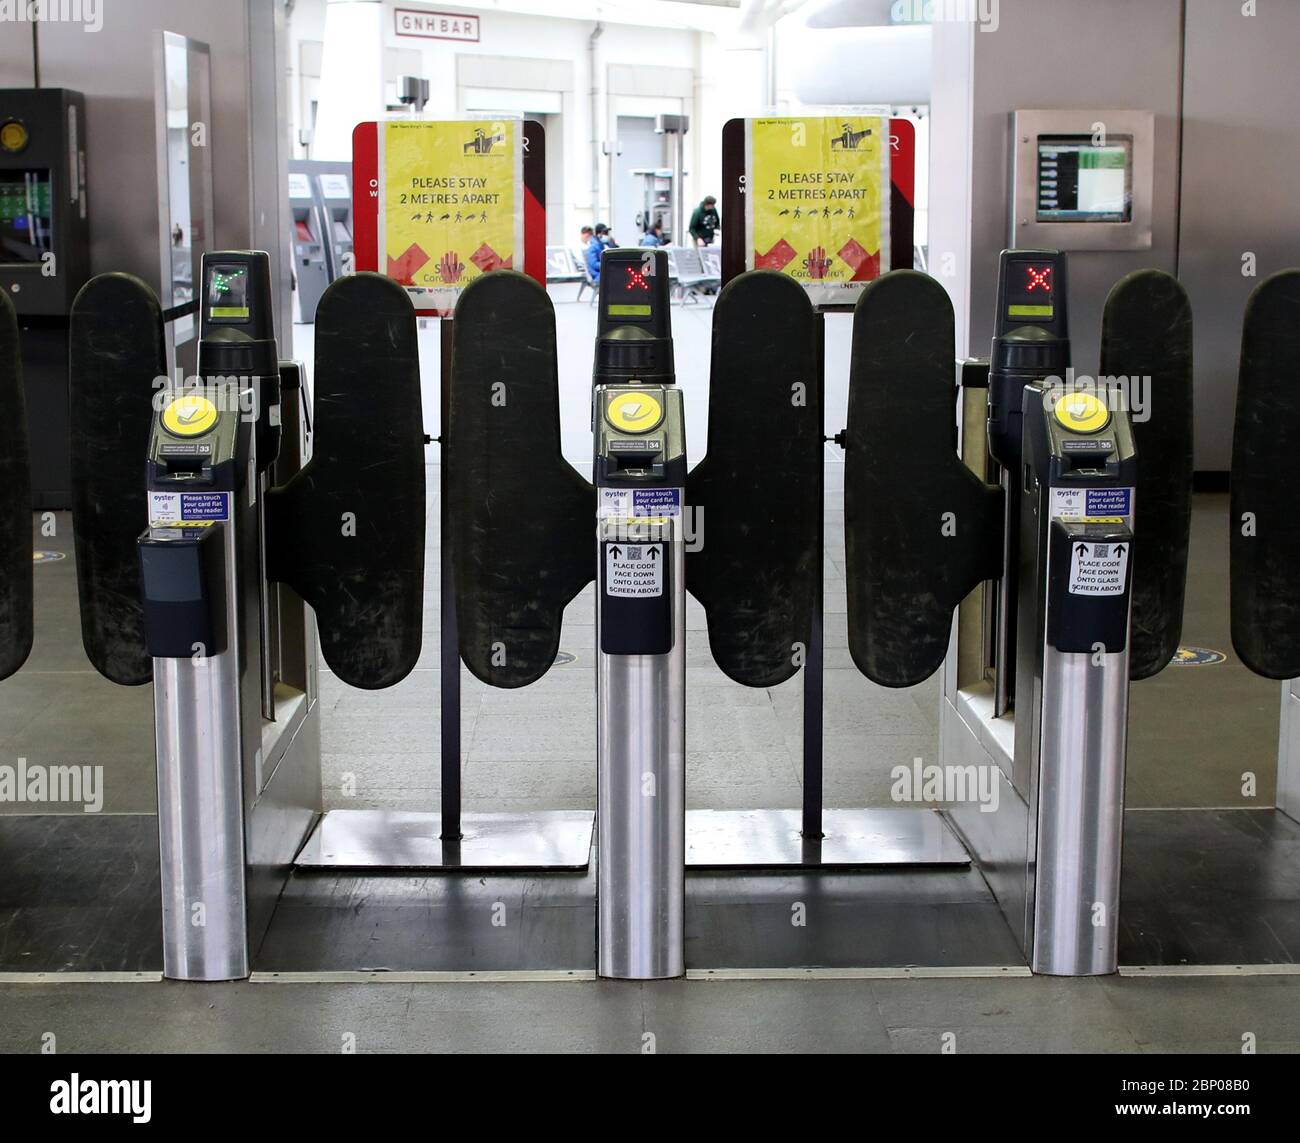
[586,223,614,281]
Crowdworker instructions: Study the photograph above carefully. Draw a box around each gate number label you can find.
[605,543,664,598]
[1068,540,1129,596]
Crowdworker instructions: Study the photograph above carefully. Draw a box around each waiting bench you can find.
[665,245,720,304]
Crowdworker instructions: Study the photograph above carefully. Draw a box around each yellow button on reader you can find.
[0,119,29,153]
[161,394,219,438]
[1054,391,1111,434]
[605,391,664,434]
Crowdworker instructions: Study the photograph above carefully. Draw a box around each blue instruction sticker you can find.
[180,493,231,521]
[149,490,233,526]
[631,488,681,516]
[1085,488,1132,516]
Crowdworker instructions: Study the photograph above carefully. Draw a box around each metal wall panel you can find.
[935,0,1300,471]
[2,3,265,303]
[247,0,295,356]
[961,0,1183,374]
[1179,0,1300,470]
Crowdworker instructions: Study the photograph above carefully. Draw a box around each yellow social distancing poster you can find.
[745,117,890,307]
[379,120,523,313]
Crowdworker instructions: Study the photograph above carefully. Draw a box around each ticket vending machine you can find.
[631,168,674,242]
[1,88,90,508]
[288,165,330,322]
[593,247,687,980]
[312,162,354,280]
[0,88,89,313]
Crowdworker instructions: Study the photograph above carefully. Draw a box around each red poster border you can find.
[352,119,546,316]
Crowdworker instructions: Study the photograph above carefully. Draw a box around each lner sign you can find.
[395,8,481,42]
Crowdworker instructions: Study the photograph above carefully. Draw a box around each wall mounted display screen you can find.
[0,170,53,263]
[1036,136,1132,223]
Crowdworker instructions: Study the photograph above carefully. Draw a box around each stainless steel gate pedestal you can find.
[591,248,687,980]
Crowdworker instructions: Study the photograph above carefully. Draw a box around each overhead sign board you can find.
[395,8,481,42]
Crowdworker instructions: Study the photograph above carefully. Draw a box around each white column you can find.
[313,0,386,161]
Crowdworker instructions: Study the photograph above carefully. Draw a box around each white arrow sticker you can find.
[1068,540,1130,596]
[604,542,664,598]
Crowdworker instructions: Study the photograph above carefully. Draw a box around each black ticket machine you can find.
[1015,380,1136,975]
[592,247,687,981]
[987,250,1071,715]
[1,88,91,508]
[137,252,287,982]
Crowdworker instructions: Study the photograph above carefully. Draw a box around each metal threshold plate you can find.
[686,808,969,869]
[295,810,594,871]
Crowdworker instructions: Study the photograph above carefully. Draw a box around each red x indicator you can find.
[1025,265,1053,293]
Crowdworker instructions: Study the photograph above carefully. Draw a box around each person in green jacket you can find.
[689,196,720,246]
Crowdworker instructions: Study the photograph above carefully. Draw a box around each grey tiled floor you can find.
[1127,492,1279,807]
[1,973,1297,1054]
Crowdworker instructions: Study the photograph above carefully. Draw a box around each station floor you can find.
[1,291,1297,1053]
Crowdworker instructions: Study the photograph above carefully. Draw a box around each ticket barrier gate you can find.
[592,253,686,980]
[894,254,1195,975]
[835,257,1190,974]
[69,254,425,979]
[1232,269,1300,823]
[446,250,1179,979]
[447,249,822,978]
[59,238,1191,980]
[448,248,689,977]
[1013,385,1135,974]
